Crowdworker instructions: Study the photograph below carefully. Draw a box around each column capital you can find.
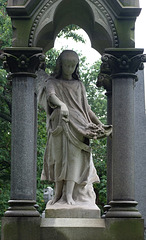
[0,47,45,77]
[97,48,146,91]
[102,48,145,76]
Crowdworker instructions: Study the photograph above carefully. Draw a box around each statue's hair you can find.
[52,50,80,80]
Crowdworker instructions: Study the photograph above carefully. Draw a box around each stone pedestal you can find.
[40,218,105,240]
[45,202,101,218]
[40,218,144,240]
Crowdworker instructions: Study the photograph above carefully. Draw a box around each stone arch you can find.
[28,0,119,54]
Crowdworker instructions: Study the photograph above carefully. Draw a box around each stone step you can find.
[40,218,106,240]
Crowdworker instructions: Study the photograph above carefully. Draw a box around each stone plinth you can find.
[40,218,105,240]
[1,217,40,240]
[40,218,144,240]
[45,202,100,218]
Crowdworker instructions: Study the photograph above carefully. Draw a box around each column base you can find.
[102,204,111,218]
[4,200,40,217]
[106,201,142,218]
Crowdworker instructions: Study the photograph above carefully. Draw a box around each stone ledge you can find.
[41,218,105,228]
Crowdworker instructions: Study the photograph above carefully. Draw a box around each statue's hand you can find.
[60,103,69,119]
[103,125,113,137]
[85,123,105,139]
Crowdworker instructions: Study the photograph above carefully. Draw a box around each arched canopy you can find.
[7,0,141,52]
[31,0,114,54]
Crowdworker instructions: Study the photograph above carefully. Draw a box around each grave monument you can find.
[1,0,146,239]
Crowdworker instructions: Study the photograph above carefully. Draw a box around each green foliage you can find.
[0,69,11,122]
[0,181,10,216]
[0,71,11,235]
[0,0,12,49]
[37,106,48,213]
[58,25,86,43]
[45,48,60,74]
[0,69,11,183]
[0,2,12,234]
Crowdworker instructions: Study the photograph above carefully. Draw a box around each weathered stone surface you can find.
[2,217,143,240]
[135,70,146,227]
[6,0,140,51]
[105,218,144,240]
[11,75,36,200]
[40,218,144,240]
[119,0,139,7]
[1,217,40,240]
[45,202,100,218]
[99,49,144,218]
[40,218,106,240]
[1,48,44,217]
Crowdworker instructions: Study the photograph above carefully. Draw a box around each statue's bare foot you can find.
[66,195,75,205]
[49,195,60,205]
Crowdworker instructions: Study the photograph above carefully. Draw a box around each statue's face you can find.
[61,57,78,80]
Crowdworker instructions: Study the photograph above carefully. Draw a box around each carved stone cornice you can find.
[0,47,45,78]
[90,0,119,48]
[28,0,119,48]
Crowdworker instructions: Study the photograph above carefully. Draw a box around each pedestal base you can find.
[1,217,40,240]
[1,216,144,240]
[40,218,144,240]
[40,218,105,240]
[45,202,100,218]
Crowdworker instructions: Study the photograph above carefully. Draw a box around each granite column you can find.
[100,48,145,218]
[1,47,45,240]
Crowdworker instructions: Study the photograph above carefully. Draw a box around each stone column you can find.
[100,48,145,218]
[1,47,45,217]
[97,71,113,215]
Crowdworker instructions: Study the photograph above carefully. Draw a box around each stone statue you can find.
[37,50,112,206]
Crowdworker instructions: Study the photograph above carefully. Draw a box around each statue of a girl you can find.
[38,50,112,206]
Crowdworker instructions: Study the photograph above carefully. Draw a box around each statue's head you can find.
[53,50,80,80]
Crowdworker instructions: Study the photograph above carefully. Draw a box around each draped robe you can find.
[39,77,103,203]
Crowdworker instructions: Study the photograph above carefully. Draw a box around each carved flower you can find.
[119,55,130,70]
[17,54,29,69]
